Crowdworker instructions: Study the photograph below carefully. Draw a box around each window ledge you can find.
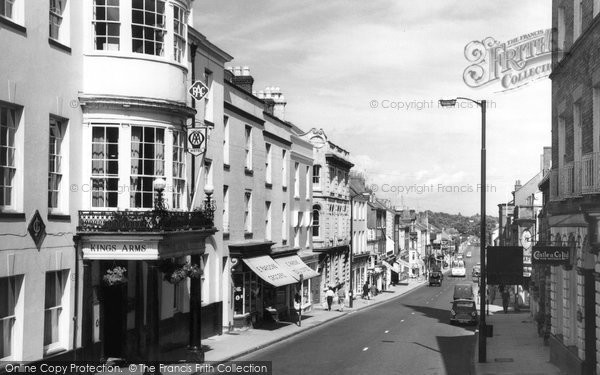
[48,38,71,54]
[223,163,230,171]
[245,168,254,176]
[43,345,67,358]
[0,16,26,35]
[0,211,26,220]
[265,182,273,189]
[48,213,71,222]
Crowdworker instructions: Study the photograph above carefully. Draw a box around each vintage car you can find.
[450,260,466,277]
[429,271,443,286]
[450,299,478,325]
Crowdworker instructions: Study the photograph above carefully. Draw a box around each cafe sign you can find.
[532,246,571,266]
[82,241,159,260]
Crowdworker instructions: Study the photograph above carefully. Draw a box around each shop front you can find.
[229,244,318,329]
[76,209,216,361]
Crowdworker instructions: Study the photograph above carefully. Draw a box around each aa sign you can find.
[188,126,206,156]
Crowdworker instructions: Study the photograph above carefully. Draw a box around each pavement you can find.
[202,276,429,362]
[473,295,565,375]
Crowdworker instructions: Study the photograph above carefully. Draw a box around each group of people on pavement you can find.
[325,283,348,311]
[321,281,383,312]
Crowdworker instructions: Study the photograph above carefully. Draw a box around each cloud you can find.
[195,0,551,215]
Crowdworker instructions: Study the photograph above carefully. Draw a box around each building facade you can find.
[349,172,369,296]
[300,129,353,299]
[0,0,225,362]
[0,0,84,361]
[218,70,317,330]
[547,0,600,372]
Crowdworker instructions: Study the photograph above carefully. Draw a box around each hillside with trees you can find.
[425,210,498,238]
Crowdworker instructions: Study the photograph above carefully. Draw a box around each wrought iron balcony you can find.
[77,208,215,233]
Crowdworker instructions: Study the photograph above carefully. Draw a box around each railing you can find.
[78,208,215,232]
[581,152,600,194]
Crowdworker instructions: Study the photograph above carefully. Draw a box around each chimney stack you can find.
[541,146,552,173]
[515,179,522,192]
[255,86,287,120]
[227,65,254,93]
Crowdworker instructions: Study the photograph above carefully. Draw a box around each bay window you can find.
[131,0,166,56]
[91,126,119,208]
[130,126,165,208]
[93,0,120,51]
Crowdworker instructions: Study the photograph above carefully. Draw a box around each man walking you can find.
[325,287,335,311]
[362,282,370,300]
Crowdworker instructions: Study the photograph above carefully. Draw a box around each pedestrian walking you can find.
[293,290,302,326]
[326,287,335,311]
[370,283,377,298]
[501,286,510,313]
[337,284,346,311]
[362,282,370,300]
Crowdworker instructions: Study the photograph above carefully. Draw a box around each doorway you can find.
[101,280,126,358]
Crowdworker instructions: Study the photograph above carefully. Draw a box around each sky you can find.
[195,0,552,216]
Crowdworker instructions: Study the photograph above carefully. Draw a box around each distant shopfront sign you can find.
[532,246,571,266]
[82,241,159,260]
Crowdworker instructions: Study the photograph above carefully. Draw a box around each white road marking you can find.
[385,330,389,333]
[363,347,369,351]
[411,312,415,315]
[401,319,404,322]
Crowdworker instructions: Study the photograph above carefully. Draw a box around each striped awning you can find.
[242,256,299,287]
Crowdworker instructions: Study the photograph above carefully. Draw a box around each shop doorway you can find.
[101,283,126,358]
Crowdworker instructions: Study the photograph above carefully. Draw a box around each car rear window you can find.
[455,302,474,308]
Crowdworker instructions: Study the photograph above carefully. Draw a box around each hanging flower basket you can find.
[160,260,202,284]
[103,266,127,286]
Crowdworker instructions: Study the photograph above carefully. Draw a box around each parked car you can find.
[450,299,478,325]
[429,271,443,286]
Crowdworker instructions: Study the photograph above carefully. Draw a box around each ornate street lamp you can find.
[439,97,487,363]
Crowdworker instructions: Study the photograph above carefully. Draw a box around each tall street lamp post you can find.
[439,97,487,363]
[349,191,370,308]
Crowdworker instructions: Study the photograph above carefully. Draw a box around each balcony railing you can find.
[581,152,600,194]
[77,208,215,233]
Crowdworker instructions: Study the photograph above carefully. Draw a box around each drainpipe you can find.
[72,235,80,361]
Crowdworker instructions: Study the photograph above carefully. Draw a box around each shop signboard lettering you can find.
[531,246,570,266]
[82,241,159,260]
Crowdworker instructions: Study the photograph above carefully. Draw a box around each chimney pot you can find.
[242,66,250,76]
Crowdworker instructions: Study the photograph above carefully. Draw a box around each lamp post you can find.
[349,191,370,308]
[153,177,167,211]
[439,97,487,363]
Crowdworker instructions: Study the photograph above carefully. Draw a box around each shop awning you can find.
[242,256,299,287]
[548,214,588,227]
[275,255,319,280]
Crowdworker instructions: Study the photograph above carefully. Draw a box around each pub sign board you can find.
[487,246,524,285]
[531,246,571,266]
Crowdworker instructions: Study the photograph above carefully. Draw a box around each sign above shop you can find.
[242,256,298,287]
[275,255,319,279]
[82,241,159,260]
[532,246,571,266]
